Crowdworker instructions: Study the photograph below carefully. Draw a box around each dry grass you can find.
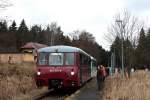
[0,63,38,100]
[101,71,150,100]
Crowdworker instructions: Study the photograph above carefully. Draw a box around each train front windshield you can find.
[49,53,64,66]
[38,53,75,66]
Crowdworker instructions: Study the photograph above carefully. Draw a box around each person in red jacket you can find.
[97,65,107,90]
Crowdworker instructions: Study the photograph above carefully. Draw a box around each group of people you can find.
[96,65,135,90]
[96,65,107,91]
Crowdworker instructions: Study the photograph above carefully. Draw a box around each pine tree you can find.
[147,28,150,45]
[0,20,8,32]
[111,36,122,68]
[9,20,17,32]
[18,19,28,33]
[124,38,133,67]
[144,28,150,67]
[30,25,42,42]
[136,28,146,68]
[16,19,29,49]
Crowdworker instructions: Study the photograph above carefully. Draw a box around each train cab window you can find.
[49,53,64,66]
[38,53,48,65]
[65,53,74,65]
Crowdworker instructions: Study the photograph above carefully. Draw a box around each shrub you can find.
[102,71,150,100]
[0,63,36,100]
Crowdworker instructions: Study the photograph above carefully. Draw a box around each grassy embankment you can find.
[0,63,46,100]
[101,70,150,100]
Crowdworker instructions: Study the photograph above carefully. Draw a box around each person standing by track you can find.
[96,65,107,91]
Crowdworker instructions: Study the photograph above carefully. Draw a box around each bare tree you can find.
[50,22,58,46]
[69,30,80,41]
[0,0,12,10]
[105,10,144,69]
[69,30,95,43]
[79,31,95,43]
[105,10,143,45]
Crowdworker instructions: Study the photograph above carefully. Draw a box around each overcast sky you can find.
[1,0,150,50]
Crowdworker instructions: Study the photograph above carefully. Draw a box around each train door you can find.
[91,59,97,77]
[79,53,83,84]
[79,53,90,84]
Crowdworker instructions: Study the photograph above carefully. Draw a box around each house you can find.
[21,42,47,62]
[21,42,47,53]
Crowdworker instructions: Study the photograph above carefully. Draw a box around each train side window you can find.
[79,53,84,65]
[84,56,88,65]
[84,56,87,65]
[88,57,91,66]
[38,53,48,65]
[79,53,89,66]
[65,53,74,65]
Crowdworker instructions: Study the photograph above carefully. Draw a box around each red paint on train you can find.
[35,46,96,89]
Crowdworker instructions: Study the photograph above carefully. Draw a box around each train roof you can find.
[38,45,90,56]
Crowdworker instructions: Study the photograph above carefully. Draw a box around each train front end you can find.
[35,47,80,89]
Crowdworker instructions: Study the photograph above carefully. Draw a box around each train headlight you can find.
[37,72,41,76]
[71,71,75,76]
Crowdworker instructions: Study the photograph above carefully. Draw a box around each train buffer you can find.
[65,77,100,100]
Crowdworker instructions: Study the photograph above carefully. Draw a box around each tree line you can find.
[0,19,109,66]
[109,11,150,69]
[111,28,150,69]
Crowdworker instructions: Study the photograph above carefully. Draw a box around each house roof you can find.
[21,42,47,49]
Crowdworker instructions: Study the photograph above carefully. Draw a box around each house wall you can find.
[22,53,34,62]
[0,53,35,63]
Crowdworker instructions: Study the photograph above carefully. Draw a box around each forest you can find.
[0,19,109,66]
[0,16,150,69]
[110,27,150,69]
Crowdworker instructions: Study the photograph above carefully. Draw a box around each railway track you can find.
[35,88,77,100]
[34,78,94,100]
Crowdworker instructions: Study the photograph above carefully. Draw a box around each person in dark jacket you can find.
[97,65,107,90]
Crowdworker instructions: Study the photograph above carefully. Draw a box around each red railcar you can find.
[35,45,96,89]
